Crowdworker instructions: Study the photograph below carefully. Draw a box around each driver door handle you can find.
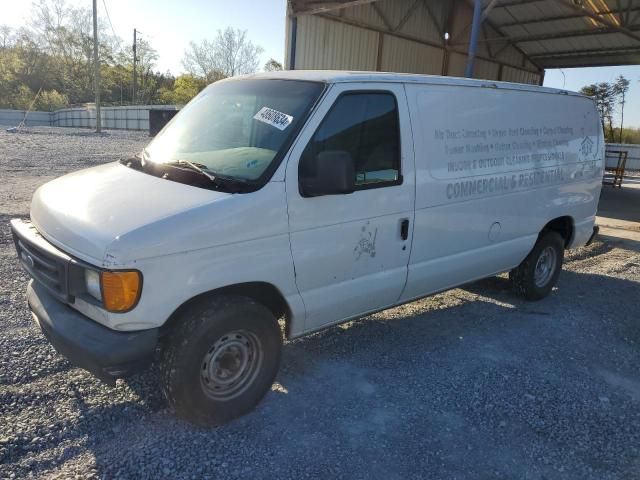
[400,218,409,241]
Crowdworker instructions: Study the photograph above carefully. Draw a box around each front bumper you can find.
[27,279,158,385]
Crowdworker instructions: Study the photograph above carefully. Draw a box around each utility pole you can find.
[132,28,137,104]
[92,0,101,132]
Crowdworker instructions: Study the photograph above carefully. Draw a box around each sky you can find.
[3,0,288,72]
[3,0,640,127]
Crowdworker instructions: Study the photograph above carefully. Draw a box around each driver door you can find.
[284,83,416,332]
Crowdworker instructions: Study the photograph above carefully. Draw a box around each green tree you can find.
[264,58,283,72]
[0,24,13,48]
[10,85,36,110]
[619,127,640,144]
[0,1,266,112]
[612,75,630,144]
[182,27,263,80]
[580,83,616,141]
[35,89,69,111]
[0,0,172,109]
[158,74,206,105]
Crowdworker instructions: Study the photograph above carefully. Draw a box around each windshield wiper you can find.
[122,153,259,193]
[167,159,217,182]
[166,160,260,192]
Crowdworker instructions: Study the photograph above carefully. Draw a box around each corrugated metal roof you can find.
[289,0,640,70]
[476,0,640,68]
[289,0,542,84]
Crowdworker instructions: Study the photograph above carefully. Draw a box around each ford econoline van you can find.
[11,71,603,425]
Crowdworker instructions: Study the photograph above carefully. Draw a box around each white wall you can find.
[0,109,51,127]
[606,143,640,171]
[0,105,180,131]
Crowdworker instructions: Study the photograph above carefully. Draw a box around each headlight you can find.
[84,269,102,300]
[84,269,142,313]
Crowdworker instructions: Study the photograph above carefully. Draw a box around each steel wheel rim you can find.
[534,246,557,288]
[200,330,263,400]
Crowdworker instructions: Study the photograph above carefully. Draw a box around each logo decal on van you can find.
[580,137,594,157]
[354,222,377,260]
[253,107,293,131]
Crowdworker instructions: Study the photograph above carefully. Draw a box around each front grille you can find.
[11,221,72,302]
[17,239,66,293]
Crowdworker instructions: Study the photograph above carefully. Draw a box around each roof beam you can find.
[490,0,546,8]
[290,0,378,16]
[458,24,640,46]
[455,0,542,69]
[393,0,421,33]
[481,0,501,20]
[559,0,640,44]
[530,45,640,59]
[371,2,393,31]
[444,0,458,36]
[420,0,445,39]
[538,55,640,68]
[482,23,494,58]
[452,0,505,42]
[492,41,513,59]
[496,6,640,28]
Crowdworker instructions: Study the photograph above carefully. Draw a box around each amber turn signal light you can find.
[101,270,142,312]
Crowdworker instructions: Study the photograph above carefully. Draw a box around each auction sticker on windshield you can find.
[253,107,293,131]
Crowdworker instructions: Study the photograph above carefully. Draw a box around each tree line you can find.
[580,76,636,144]
[0,0,281,111]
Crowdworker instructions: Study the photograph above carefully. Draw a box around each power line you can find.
[101,0,121,48]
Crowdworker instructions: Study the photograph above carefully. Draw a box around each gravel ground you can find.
[1,126,640,479]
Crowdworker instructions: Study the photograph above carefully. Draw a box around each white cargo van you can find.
[11,71,603,425]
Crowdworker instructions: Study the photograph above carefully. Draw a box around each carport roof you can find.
[289,0,640,69]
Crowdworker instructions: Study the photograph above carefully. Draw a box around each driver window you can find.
[301,92,401,188]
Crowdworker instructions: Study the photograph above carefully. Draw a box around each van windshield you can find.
[144,79,324,182]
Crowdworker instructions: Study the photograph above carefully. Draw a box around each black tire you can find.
[160,295,282,426]
[510,231,564,301]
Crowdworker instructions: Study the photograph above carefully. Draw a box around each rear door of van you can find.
[285,82,416,332]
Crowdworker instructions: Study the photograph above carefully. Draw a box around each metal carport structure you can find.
[285,0,640,85]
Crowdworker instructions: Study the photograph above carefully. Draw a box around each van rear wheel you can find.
[510,231,564,301]
[160,295,282,426]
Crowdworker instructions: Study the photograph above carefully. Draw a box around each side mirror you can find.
[300,150,355,197]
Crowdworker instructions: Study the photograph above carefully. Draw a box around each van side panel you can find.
[402,84,602,301]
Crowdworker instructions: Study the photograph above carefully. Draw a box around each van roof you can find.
[230,70,586,98]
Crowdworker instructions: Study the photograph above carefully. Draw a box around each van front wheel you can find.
[160,295,282,426]
[510,231,564,301]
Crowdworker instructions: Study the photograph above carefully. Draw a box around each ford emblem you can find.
[21,252,35,269]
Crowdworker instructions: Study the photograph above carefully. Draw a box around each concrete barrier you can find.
[606,143,640,171]
[0,109,52,127]
[0,105,181,131]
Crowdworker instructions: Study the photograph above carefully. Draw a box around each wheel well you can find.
[160,282,292,339]
[541,216,574,248]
